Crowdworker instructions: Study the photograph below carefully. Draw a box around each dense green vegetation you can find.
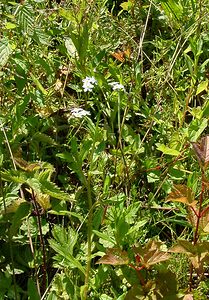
[1,0,209,299]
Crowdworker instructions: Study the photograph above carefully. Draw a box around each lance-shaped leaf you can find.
[192,135,209,167]
[133,240,170,269]
[96,248,129,265]
[167,184,197,207]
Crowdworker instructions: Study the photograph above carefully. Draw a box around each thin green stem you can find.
[83,173,93,299]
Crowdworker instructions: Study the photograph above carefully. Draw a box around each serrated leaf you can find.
[14,157,42,172]
[133,240,170,269]
[49,239,85,274]
[35,192,51,210]
[32,132,57,146]
[169,240,196,255]
[167,184,197,207]
[0,169,27,184]
[96,248,129,265]
[170,240,209,270]
[39,179,69,201]
[92,230,115,245]
[156,143,180,156]
[0,38,12,67]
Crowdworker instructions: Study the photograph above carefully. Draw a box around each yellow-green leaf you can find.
[196,80,208,96]
[156,143,180,156]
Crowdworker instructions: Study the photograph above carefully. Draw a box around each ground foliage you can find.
[0,0,209,299]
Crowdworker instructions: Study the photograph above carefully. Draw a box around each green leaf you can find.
[33,27,50,45]
[196,80,208,95]
[0,38,12,67]
[92,230,115,245]
[39,178,70,201]
[156,143,180,156]
[27,279,40,300]
[5,22,17,29]
[49,239,85,274]
[188,118,208,142]
[1,170,27,184]
[9,202,31,237]
[161,0,183,21]
[16,3,35,35]
[120,1,133,11]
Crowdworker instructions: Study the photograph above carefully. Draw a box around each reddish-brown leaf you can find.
[133,240,170,269]
[96,248,129,265]
[167,184,197,207]
[192,135,209,167]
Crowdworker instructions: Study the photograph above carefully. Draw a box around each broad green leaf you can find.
[4,198,25,214]
[156,143,180,156]
[59,8,76,22]
[0,38,12,67]
[188,118,208,142]
[27,279,40,300]
[15,3,34,35]
[9,202,31,237]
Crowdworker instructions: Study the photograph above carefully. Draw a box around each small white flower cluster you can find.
[82,76,97,92]
[70,108,90,118]
[109,82,125,91]
[82,76,125,92]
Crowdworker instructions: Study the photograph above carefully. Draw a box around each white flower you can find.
[82,76,97,92]
[109,82,125,91]
[70,108,91,118]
